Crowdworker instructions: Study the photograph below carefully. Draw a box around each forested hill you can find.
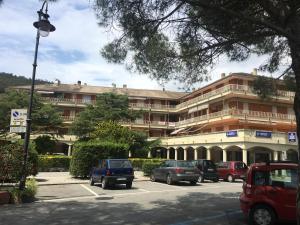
[0,72,51,93]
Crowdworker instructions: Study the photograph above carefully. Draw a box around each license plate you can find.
[185,171,194,174]
[208,169,214,172]
[117,178,127,181]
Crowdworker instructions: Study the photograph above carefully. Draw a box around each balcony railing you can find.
[42,97,96,105]
[61,115,76,121]
[129,103,176,110]
[176,84,295,109]
[176,109,296,126]
[121,120,176,127]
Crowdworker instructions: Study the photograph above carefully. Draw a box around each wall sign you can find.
[256,131,272,138]
[288,132,297,142]
[226,130,238,137]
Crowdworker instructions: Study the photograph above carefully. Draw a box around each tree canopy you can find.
[71,92,140,138]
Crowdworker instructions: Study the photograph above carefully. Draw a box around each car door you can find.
[155,162,167,180]
[93,160,102,182]
[266,168,297,220]
[217,162,225,179]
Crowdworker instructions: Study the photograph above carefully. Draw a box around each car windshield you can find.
[176,161,194,167]
[235,162,247,170]
[204,160,215,168]
[109,160,132,168]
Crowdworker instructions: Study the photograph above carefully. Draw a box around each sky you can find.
[0,0,281,91]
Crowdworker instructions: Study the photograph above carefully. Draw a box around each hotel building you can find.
[12,71,298,164]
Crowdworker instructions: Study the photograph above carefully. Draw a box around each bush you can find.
[38,155,71,172]
[142,161,162,176]
[70,141,129,177]
[0,141,38,183]
[10,178,37,203]
[129,158,164,170]
[34,135,56,154]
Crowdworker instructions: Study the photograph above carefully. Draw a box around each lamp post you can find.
[19,0,55,190]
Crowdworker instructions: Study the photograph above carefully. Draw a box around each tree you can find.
[0,90,62,135]
[252,76,277,100]
[71,92,140,138]
[93,1,300,219]
[91,121,160,158]
[34,135,56,154]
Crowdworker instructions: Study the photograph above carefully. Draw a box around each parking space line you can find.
[80,184,100,197]
[139,188,151,193]
[38,195,96,203]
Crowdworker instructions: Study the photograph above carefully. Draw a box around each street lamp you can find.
[19,0,55,190]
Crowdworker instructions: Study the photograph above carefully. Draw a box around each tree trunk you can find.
[289,35,300,224]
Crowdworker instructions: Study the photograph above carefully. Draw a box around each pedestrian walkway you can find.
[34,171,149,186]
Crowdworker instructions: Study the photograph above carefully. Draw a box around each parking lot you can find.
[1,180,246,225]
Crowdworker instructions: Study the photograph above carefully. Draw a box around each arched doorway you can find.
[225,145,243,161]
[186,147,195,160]
[196,146,207,159]
[177,147,184,160]
[169,147,175,159]
[248,146,273,164]
[151,147,167,158]
[287,149,298,162]
[210,146,223,163]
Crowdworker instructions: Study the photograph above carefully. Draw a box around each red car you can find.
[217,161,248,182]
[239,161,298,225]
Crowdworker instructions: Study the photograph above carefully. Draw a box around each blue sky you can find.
[0,0,280,91]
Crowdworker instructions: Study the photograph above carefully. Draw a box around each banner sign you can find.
[256,131,272,138]
[226,130,238,137]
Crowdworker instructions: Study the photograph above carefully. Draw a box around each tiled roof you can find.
[11,84,186,100]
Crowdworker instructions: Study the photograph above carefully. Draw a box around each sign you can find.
[226,130,238,137]
[10,109,27,133]
[288,132,297,142]
[256,131,272,138]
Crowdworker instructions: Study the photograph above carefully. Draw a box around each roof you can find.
[10,83,186,100]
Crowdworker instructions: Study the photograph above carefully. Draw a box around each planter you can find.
[0,191,10,205]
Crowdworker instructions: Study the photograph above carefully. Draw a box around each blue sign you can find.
[256,131,272,138]
[288,132,297,142]
[226,130,238,137]
[13,111,19,117]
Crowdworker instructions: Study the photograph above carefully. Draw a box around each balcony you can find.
[41,97,96,106]
[61,115,76,122]
[121,120,176,128]
[176,109,296,127]
[129,103,177,111]
[176,84,295,110]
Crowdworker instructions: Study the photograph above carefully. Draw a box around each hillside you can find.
[0,72,51,93]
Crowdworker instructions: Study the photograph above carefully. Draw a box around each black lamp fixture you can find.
[19,0,55,190]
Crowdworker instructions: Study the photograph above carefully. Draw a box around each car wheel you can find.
[89,177,94,186]
[126,182,132,189]
[102,178,108,189]
[227,175,235,183]
[166,174,173,185]
[213,178,219,182]
[150,174,156,182]
[198,174,204,183]
[250,205,276,225]
[190,181,197,185]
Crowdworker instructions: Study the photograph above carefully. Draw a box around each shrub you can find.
[34,135,56,154]
[142,161,162,176]
[129,158,164,170]
[70,141,129,177]
[10,178,37,203]
[38,155,71,172]
[0,141,38,183]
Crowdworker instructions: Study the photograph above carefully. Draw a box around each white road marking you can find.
[80,184,100,197]
[38,196,95,203]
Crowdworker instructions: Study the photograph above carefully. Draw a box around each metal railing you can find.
[41,97,95,105]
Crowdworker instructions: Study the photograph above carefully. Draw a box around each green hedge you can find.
[129,158,164,170]
[142,161,162,176]
[10,178,37,203]
[0,141,38,183]
[70,141,129,177]
[38,155,71,172]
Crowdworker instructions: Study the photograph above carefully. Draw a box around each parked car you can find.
[217,161,248,182]
[90,159,134,189]
[150,160,200,185]
[239,161,298,225]
[191,159,219,182]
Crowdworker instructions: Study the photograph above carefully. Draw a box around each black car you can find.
[191,159,219,182]
[90,159,134,189]
[150,160,200,185]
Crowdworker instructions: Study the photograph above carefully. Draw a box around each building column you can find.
[243,149,248,165]
[167,149,170,159]
[207,149,211,160]
[273,151,278,161]
[147,151,151,158]
[222,149,227,162]
[175,149,178,160]
[184,149,187,161]
[67,144,73,156]
[194,149,198,160]
[129,151,132,158]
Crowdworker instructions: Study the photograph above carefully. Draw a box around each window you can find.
[253,171,269,186]
[235,162,247,170]
[270,169,298,189]
[109,160,132,168]
[176,161,194,167]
